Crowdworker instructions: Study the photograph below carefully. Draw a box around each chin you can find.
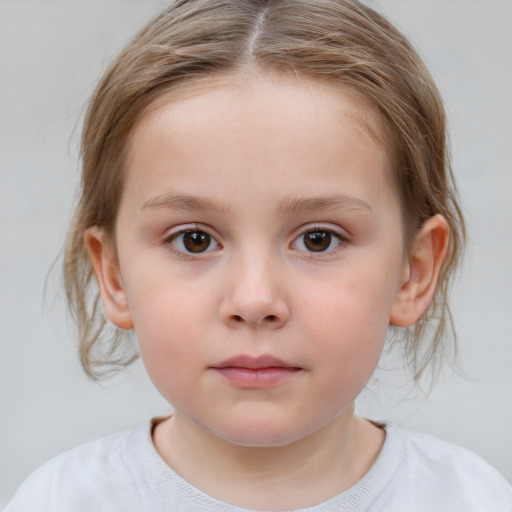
[219,430,302,448]
[208,416,315,448]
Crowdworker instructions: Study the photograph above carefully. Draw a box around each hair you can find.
[64,0,466,381]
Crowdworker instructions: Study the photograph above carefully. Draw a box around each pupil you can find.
[183,231,210,253]
[305,231,331,252]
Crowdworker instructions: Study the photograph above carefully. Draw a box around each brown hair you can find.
[64,0,466,380]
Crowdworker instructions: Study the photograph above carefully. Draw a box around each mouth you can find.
[210,355,302,388]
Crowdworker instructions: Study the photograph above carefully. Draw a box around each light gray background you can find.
[1,0,511,505]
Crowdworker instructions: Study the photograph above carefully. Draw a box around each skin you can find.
[86,73,449,510]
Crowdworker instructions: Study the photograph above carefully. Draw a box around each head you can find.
[64,0,465,388]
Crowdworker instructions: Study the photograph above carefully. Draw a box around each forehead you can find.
[136,72,387,149]
[122,73,396,213]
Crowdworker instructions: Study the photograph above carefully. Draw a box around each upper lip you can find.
[211,355,300,370]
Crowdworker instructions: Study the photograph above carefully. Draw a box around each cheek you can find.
[124,254,213,339]
[297,266,397,376]
[301,295,386,417]
[125,278,213,390]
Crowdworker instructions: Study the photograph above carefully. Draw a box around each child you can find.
[5,0,511,510]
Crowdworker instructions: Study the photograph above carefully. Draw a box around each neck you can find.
[152,407,385,510]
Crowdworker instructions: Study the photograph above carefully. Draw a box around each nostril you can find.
[230,314,278,323]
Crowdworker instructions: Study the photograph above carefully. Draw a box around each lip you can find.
[212,355,299,370]
[210,355,302,388]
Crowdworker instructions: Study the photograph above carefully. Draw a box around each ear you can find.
[390,215,449,327]
[84,227,134,330]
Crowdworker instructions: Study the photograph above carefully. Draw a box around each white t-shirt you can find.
[4,419,512,511]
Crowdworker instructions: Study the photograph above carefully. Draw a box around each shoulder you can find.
[383,423,512,511]
[3,425,145,512]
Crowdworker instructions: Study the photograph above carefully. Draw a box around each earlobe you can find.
[84,227,134,330]
[390,215,449,327]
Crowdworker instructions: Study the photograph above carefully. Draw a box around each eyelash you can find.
[162,224,348,258]
[292,225,348,258]
[162,224,221,258]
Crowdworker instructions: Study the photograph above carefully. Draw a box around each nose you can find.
[219,253,290,330]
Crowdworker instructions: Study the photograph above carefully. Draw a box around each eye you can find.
[292,228,345,254]
[166,229,220,254]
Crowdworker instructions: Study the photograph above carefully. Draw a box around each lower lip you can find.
[213,367,301,388]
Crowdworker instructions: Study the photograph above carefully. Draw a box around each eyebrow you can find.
[141,192,372,215]
[277,194,373,215]
[141,193,230,213]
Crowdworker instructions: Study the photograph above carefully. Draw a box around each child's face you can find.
[109,74,408,446]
